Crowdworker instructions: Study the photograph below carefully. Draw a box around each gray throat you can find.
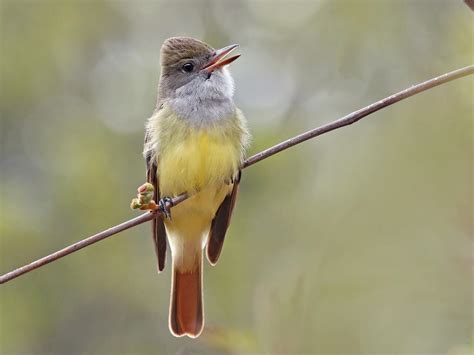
[167,95,235,126]
[162,67,236,126]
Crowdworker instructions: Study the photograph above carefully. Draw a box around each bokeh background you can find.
[1,1,472,354]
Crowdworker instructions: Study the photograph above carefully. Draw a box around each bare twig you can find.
[0,193,189,285]
[243,65,474,168]
[1,65,473,285]
[0,213,154,282]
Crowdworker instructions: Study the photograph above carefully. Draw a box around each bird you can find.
[143,37,250,338]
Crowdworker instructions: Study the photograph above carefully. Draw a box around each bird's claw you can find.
[158,197,173,220]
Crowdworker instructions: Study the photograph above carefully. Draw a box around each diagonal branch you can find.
[243,65,474,168]
[1,64,473,285]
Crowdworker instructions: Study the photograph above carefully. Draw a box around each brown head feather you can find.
[160,37,214,67]
[157,37,216,101]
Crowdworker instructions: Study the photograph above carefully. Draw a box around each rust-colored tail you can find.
[169,254,203,338]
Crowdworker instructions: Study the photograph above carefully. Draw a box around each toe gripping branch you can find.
[158,197,173,220]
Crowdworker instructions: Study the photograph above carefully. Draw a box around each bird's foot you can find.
[158,197,173,220]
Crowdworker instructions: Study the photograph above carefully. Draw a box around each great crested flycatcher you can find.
[143,37,250,338]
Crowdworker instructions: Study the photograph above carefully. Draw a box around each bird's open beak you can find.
[202,44,240,73]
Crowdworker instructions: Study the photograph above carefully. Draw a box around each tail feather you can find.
[169,254,204,338]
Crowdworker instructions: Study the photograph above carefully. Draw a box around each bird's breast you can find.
[156,107,243,197]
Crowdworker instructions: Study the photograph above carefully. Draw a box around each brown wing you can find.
[145,136,167,272]
[206,170,242,265]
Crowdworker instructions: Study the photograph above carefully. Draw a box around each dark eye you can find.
[182,63,194,73]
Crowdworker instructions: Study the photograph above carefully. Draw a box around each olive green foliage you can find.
[0,1,472,354]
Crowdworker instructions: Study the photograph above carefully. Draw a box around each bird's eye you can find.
[182,63,194,73]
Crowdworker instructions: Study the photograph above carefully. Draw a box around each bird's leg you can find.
[158,197,173,220]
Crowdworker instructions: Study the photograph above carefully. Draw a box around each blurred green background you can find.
[1,1,472,354]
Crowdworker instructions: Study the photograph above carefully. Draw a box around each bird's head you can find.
[158,37,240,101]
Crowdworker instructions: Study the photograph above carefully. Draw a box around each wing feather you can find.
[206,171,241,265]
[145,133,168,272]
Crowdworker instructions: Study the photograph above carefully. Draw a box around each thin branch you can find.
[1,65,473,285]
[0,213,154,282]
[243,65,474,168]
[0,193,189,284]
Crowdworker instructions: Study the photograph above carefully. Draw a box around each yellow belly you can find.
[149,104,247,197]
[158,128,240,196]
[158,127,239,240]
[154,109,243,269]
